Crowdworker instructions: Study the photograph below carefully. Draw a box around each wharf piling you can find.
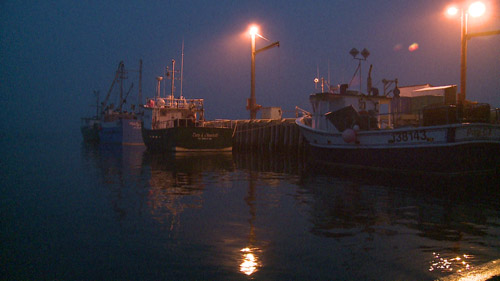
[231,118,306,152]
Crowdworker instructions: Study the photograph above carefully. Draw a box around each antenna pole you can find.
[163,66,166,98]
[94,90,100,118]
[328,59,331,87]
[171,59,175,99]
[316,64,319,90]
[359,60,362,94]
[119,63,124,112]
[180,40,184,99]
[138,59,142,106]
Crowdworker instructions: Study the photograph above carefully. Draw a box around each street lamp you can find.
[247,25,280,119]
[446,1,500,103]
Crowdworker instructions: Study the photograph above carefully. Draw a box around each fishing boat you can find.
[296,61,500,174]
[141,59,233,152]
[81,61,144,145]
[81,91,101,143]
[81,117,100,143]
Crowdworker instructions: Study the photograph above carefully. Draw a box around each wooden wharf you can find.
[230,118,306,152]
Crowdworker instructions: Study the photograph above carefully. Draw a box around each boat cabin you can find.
[142,97,205,130]
[310,92,392,133]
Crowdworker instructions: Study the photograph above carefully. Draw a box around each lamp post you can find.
[247,25,279,120]
[349,48,370,94]
[447,1,500,103]
[459,6,468,104]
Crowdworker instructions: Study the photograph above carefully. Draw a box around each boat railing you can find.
[145,97,205,111]
[159,97,204,110]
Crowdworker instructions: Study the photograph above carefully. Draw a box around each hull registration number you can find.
[390,130,428,143]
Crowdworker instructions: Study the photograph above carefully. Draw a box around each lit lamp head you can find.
[249,25,259,36]
[445,1,486,17]
[446,5,459,16]
[468,1,486,17]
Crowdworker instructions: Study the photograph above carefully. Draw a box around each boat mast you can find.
[119,63,124,113]
[138,59,142,106]
[163,65,167,98]
[170,59,175,99]
[94,90,100,118]
[328,59,331,90]
[316,64,319,90]
[155,76,163,129]
[101,61,123,113]
[180,40,184,99]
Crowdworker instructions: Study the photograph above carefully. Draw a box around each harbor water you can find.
[2,132,500,280]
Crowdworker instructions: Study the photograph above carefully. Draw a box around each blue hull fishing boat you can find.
[81,60,144,145]
[99,114,143,145]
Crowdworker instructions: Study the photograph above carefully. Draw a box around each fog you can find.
[1,0,499,140]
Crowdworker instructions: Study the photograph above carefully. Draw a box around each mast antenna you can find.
[138,59,142,106]
[170,59,175,99]
[316,64,319,90]
[180,39,184,99]
[328,59,331,87]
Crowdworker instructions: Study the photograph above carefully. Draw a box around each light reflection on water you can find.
[6,140,498,280]
[429,253,473,273]
[240,247,261,275]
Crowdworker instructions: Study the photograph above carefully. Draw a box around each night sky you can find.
[1,0,499,138]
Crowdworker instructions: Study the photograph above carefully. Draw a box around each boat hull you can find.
[142,126,233,152]
[297,118,500,174]
[308,142,499,174]
[99,118,143,145]
[81,118,100,143]
[81,125,100,143]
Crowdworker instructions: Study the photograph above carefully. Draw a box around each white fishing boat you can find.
[141,59,233,152]
[296,63,500,174]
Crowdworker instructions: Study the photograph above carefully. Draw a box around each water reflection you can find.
[233,150,308,175]
[143,151,235,229]
[429,253,472,273]
[236,151,500,278]
[299,157,500,278]
[239,169,261,276]
[79,145,500,280]
[300,165,499,242]
[81,143,146,220]
[240,247,261,275]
